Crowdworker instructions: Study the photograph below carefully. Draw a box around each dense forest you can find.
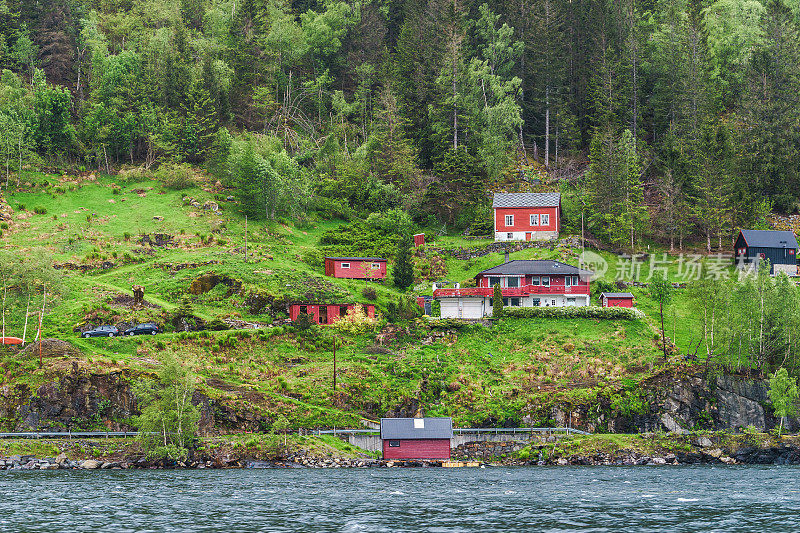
[1,0,799,250]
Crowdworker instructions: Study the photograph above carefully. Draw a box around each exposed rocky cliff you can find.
[539,369,791,434]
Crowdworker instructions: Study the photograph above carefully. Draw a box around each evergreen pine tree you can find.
[393,237,414,290]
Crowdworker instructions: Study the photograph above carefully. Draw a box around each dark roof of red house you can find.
[476,260,592,277]
[325,257,387,261]
[380,417,453,439]
[492,192,561,208]
[600,292,634,298]
[738,230,798,249]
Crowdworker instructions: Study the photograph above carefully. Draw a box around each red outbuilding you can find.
[288,303,376,325]
[413,233,426,248]
[324,257,387,280]
[380,417,453,460]
[493,192,561,242]
[600,292,635,308]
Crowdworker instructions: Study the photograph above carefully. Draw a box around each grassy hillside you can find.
[0,171,717,429]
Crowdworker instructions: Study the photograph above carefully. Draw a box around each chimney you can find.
[504,251,510,263]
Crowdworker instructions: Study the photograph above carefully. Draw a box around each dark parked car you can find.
[124,323,160,336]
[81,325,119,338]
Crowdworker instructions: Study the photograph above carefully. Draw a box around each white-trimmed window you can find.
[531,276,540,286]
[505,215,514,226]
[541,214,550,226]
[530,214,539,226]
[565,276,572,287]
[507,277,520,288]
[488,277,502,287]
[541,276,550,287]
[341,262,350,269]
[371,263,381,269]
[532,298,541,307]
[507,233,513,239]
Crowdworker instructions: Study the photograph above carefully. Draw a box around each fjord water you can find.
[2,466,799,532]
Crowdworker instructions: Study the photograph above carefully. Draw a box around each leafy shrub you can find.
[362,286,377,300]
[155,163,195,190]
[33,206,47,215]
[0,222,7,230]
[293,312,315,331]
[118,166,150,183]
[332,306,377,335]
[504,306,644,320]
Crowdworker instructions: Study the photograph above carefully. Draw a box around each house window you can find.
[299,305,307,314]
[389,440,400,447]
[565,276,572,287]
[341,263,350,269]
[372,263,381,269]
[505,215,514,226]
[541,214,550,226]
[510,297,520,307]
[573,276,579,285]
[541,276,550,287]
[552,299,556,306]
[489,277,502,287]
[531,276,540,286]
[532,298,541,306]
[507,233,513,240]
[530,214,539,226]
[507,277,519,288]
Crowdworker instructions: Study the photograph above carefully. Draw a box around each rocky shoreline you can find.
[4,442,800,470]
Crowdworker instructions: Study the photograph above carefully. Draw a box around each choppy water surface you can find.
[2,466,800,532]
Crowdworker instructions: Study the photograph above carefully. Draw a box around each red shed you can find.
[493,192,561,242]
[288,303,376,325]
[324,257,387,280]
[380,417,453,460]
[600,292,635,308]
[413,233,426,248]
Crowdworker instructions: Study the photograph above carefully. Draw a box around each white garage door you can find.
[439,300,460,318]
[460,299,484,319]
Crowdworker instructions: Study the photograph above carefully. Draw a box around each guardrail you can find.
[0,431,140,439]
[314,427,591,436]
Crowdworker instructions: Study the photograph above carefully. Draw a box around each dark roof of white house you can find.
[738,230,798,249]
[476,260,592,277]
[380,417,453,440]
[600,292,634,298]
[325,257,387,262]
[492,192,561,208]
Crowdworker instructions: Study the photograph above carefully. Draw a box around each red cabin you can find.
[288,303,376,325]
[493,192,561,241]
[600,292,635,308]
[413,233,426,248]
[380,417,453,460]
[324,257,387,280]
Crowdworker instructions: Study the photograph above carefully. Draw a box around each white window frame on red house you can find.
[530,214,539,226]
[341,262,350,269]
[541,213,550,226]
[505,215,514,226]
[565,276,572,287]
[541,276,550,287]
[371,263,381,269]
[531,276,540,286]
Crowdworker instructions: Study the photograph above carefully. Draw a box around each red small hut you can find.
[380,417,453,460]
[600,292,635,308]
[288,303,376,325]
[324,257,387,280]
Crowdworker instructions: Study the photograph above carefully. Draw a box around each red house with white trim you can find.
[324,257,387,280]
[288,303,376,325]
[493,192,561,241]
[381,417,453,460]
[434,260,592,318]
[600,292,635,308]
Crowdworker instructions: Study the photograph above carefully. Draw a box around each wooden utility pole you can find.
[332,336,337,392]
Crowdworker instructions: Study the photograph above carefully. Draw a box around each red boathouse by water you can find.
[380,417,453,460]
[324,257,387,280]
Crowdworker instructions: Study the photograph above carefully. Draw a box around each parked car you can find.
[81,325,119,338]
[124,323,160,336]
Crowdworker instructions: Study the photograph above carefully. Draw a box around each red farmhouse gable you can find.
[493,192,561,242]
